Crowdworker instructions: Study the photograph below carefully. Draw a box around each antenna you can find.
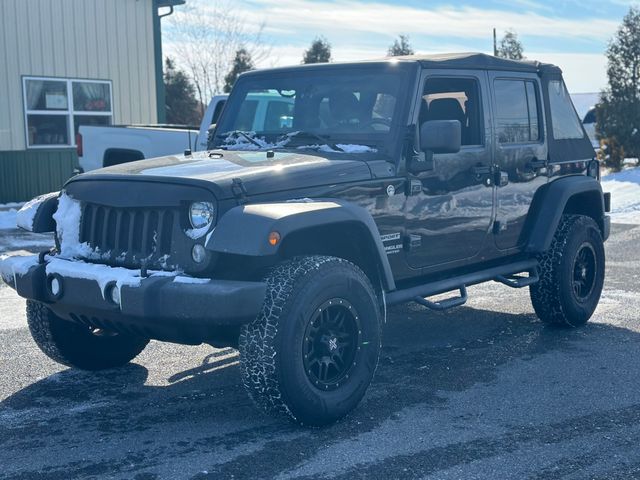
[493,28,498,56]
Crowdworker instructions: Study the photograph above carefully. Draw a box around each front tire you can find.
[239,256,381,426]
[26,300,149,370]
[530,214,605,327]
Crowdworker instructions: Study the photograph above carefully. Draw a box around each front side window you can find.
[212,66,411,154]
[419,77,483,146]
[548,80,584,140]
[495,79,540,144]
[24,77,112,148]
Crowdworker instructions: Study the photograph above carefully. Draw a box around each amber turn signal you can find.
[268,231,281,246]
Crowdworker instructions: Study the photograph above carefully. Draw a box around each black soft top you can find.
[244,52,562,76]
[394,52,561,75]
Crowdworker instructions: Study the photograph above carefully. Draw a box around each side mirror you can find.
[419,120,461,154]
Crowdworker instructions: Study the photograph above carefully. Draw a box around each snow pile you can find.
[52,193,92,258]
[0,208,18,230]
[16,192,58,231]
[300,144,378,154]
[602,167,640,224]
[45,257,146,295]
[220,131,377,154]
[0,254,39,285]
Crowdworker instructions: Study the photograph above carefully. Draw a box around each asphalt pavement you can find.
[1,223,640,480]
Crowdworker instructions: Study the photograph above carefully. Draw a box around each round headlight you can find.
[189,202,215,230]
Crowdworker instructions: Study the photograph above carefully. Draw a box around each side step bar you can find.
[386,259,539,309]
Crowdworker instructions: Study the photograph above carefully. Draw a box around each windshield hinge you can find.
[231,177,248,204]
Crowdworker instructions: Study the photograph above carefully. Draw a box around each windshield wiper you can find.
[216,130,263,148]
[281,131,345,152]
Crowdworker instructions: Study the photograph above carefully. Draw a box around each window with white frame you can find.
[23,77,113,148]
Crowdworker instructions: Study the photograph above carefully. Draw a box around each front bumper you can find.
[0,255,266,344]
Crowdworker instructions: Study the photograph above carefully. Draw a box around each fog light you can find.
[46,274,63,299]
[50,277,61,296]
[192,244,206,263]
[105,282,121,306]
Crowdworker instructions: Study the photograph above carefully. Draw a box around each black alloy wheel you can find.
[303,299,360,391]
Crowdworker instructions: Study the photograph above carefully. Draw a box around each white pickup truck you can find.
[78,91,297,172]
[78,95,228,172]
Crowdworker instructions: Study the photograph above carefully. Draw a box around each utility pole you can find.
[493,28,498,56]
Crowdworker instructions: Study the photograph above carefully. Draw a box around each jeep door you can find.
[488,73,548,251]
[404,70,494,270]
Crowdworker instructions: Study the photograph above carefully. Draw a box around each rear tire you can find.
[26,300,149,370]
[239,256,381,426]
[530,214,605,327]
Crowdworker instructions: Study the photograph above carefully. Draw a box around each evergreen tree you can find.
[164,57,201,125]
[302,37,332,64]
[224,48,255,93]
[388,35,414,56]
[596,6,640,170]
[496,30,524,60]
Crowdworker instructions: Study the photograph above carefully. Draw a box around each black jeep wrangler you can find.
[1,53,610,426]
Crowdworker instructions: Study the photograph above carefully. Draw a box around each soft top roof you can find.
[394,52,561,74]
[243,52,561,77]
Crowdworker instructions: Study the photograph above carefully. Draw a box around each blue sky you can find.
[167,0,639,93]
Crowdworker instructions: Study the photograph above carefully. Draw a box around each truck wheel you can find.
[26,300,149,370]
[530,214,605,327]
[239,256,381,426]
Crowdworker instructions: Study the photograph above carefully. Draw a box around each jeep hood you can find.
[75,150,374,200]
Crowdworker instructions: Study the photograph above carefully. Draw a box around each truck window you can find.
[547,80,584,140]
[495,79,540,144]
[235,100,258,131]
[264,100,294,131]
[420,77,483,146]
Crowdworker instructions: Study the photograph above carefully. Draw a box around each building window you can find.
[23,77,113,148]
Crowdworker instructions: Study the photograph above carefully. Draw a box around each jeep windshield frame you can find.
[209,62,417,157]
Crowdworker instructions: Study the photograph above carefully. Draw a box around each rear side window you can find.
[495,79,540,143]
[548,80,584,139]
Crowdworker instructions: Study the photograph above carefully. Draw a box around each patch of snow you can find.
[53,193,92,258]
[45,257,178,301]
[602,166,640,224]
[286,197,315,203]
[16,192,58,231]
[298,144,378,154]
[173,276,210,284]
[0,209,18,230]
[0,254,39,285]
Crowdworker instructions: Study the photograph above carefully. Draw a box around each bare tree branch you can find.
[167,1,271,112]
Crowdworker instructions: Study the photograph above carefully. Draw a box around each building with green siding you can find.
[0,0,184,203]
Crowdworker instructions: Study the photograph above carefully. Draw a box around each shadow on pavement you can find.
[2,305,640,479]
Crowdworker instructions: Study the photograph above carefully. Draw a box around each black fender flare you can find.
[206,200,396,291]
[17,192,59,233]
[524,175,606,253]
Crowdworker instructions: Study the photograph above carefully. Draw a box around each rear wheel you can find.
[239,256,381,426]
[26,300,149,370]
[530,214,605,327]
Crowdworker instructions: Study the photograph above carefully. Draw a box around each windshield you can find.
[210,65,412,155]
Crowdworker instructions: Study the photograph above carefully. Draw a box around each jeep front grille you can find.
[80,203,175,267]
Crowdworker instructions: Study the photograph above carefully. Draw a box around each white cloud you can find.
[237,0,618,42]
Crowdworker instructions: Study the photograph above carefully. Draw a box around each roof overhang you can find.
[155,0,185,8]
